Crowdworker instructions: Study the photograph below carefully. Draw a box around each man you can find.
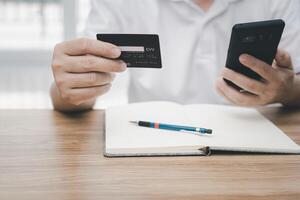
[50,0,300,112]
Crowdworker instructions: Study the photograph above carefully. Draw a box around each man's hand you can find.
[51,38,126,112]
[216,49,297,106]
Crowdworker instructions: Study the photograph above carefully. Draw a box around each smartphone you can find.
[225,19,285,90]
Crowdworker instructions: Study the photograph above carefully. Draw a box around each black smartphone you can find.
[225,19,285,90]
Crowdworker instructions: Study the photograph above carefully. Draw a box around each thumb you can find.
[275,49,293,69]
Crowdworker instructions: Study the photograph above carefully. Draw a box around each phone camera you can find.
[268,33,273,40]
[242,35,256,43]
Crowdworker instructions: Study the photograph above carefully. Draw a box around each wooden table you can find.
[0,107,300,200]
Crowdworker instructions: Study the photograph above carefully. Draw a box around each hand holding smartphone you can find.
[225,19,285,91]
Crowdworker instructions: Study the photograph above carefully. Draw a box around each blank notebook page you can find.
[105,102,300,153]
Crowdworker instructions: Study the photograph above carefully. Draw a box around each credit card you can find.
[96,34,162,68]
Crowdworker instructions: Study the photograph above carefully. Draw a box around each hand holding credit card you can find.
[97,34,162,68]
[51,37,126,107]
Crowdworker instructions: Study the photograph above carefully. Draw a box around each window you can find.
[0,0,90,108]
[0,0,128,109]
[0,0,90,50]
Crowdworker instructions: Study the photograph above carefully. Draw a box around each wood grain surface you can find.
[0,107,299,200]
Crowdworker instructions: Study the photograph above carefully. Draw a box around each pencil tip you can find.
[129,121,138,124]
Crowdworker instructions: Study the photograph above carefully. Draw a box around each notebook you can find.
[104,101,300,157]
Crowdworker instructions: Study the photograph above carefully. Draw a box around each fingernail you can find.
[217,77,224,83]
[239,54,247,62]
[111,47,121,57]
[118,61,127,70]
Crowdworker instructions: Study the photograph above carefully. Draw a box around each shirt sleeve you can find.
[269,0,300,73]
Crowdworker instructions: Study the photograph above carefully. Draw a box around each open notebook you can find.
[105,101,300,157]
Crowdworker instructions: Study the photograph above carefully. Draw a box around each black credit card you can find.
[96,34,162,68]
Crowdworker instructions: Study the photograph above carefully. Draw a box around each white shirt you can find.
[85,0,300,104]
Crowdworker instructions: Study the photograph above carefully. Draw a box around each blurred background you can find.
[0,0,128,109]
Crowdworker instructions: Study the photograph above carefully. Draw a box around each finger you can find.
[216,78,261,106]
[275,49,293,69]
[221,68,266,95]
[65,72,115,89]
[239,54,274,81]
[215,78,247,105]
[63,84,112,105]
[216,78,247,104]
[215,79,236,104]
[58,38,121,58]
[63,55,126,73]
